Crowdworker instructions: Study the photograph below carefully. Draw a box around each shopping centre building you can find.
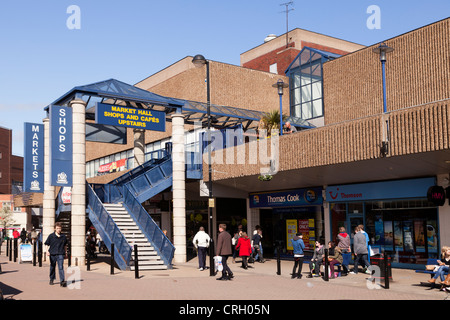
[15,18,449,269]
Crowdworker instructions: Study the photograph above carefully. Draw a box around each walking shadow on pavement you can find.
[0,281,22,300]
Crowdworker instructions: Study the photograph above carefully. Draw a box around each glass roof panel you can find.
[45,78,316,131]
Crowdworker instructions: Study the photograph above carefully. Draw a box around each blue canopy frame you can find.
[45,78,315,130]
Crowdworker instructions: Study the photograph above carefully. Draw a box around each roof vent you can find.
[264,34,277,43]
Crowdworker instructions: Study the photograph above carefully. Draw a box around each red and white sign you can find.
[61,187,72,204]
[98,159,127,174]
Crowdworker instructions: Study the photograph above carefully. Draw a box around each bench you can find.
[415,258,439,278]
[334,253,352,277]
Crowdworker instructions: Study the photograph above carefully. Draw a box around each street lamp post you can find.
[192,54,215,276]
[373,43,394,157]
[273,79,289,135]
[372,42,394,113]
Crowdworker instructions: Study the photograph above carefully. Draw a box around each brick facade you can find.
[206,18,450,182]
[242,43,299,74]
[0,127,23,194]
[323,18,450,125]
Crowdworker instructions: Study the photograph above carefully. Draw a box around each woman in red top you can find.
[235,232,252,269]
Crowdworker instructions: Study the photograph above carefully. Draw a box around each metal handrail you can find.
[121,184,175,267]
[87,184,132,270]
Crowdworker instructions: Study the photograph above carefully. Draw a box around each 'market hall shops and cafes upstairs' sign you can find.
[95,103,166,132]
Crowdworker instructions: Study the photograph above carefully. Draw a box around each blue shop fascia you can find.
[326,177,439,269]
[249,187,324,259]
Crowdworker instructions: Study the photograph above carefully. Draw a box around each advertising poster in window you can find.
[427,221,438,254]
[403,221,414,252]
[286,220,297,251]
[414,221,426,253]
[384,221,393,251]
[297,219,315,250]
[394,221,403,252]
[374,216,384,245]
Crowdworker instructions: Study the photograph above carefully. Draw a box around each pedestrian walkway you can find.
[0,247,448,301]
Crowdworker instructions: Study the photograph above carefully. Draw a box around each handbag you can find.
[426,264,438,271]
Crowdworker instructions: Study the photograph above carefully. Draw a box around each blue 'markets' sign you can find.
[23,123,44,193]
[95,103,166,132]
[49,105,73,187]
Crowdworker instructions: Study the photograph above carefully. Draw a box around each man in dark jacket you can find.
[44,222,68,287]
[216,224,234,281]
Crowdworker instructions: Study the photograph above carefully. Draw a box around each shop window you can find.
[330,203,347,242]
[365,201,438,265]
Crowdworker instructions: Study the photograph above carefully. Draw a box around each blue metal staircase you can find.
[87,152,175,270]
[54,146,203,271]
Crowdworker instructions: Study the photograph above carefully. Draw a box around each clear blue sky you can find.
[0,0,448,156]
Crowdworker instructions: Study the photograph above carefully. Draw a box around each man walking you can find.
[215,224,234,281]
[44,222,68,287]
[193,226,210,271]
[351,226,371,275]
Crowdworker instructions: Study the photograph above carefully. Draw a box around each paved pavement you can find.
[1,247,448,303]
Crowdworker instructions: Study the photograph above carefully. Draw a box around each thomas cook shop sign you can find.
[250,188,323,208]
[95,103,166,132]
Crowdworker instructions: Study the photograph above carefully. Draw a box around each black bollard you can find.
[276,245,281,275]
[6,238,9,257]
[209,239,215,276]
[9,239,12,261]
[384,252,390,289]
[38,241,42,267]
[87,254,90,271]
[33,240,37,266]
[13,239,17,263]
[134,245,139,279]
[67,245,71,268]
[110,243,115,275]
[324,248,329,281]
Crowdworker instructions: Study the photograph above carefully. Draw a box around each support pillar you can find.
[70,99,86,266]
[171,113,186,264]
[42,118,55,253]
[438,174,450,248]
[323,186,331,245]
[133,128,145,168]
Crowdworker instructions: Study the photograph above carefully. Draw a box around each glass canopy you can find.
[45,78,315,130]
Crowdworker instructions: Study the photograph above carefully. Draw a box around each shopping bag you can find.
[214,256,223,272]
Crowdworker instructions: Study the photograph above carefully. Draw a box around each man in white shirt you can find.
[193,226,211,271]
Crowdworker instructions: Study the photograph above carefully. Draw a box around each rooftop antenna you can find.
[280,1,294,48]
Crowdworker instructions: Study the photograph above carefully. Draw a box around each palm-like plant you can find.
[0,206,15,230]
[258,109,288,136]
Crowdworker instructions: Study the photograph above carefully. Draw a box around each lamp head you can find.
[372,43,394,62]
[192,54,207,67]
[272,79,289,95]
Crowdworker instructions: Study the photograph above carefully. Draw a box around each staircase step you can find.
[130,265,168,270]
[132,259,164,265]
[94,197,171,272]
